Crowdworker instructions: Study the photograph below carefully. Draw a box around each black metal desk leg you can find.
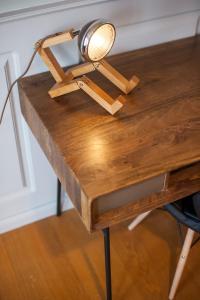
[57,178,62,216]
[102,228,112,300]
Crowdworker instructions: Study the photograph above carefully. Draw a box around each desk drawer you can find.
[93,174,167,215]
[92,162,200,231]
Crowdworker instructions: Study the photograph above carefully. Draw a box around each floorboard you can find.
[0,209,200,300]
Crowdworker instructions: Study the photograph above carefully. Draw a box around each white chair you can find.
[128,193,200,299]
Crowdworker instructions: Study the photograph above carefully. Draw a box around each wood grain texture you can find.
[1,209,200,300]
[19,36,200,231]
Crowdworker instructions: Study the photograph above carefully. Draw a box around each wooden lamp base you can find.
[37,30,139,115]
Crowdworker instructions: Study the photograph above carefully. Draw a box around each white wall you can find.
[0,0,200,233]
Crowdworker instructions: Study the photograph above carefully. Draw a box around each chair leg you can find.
[169,228,195,300]
[177,221,184,246]
[128,210,152,231]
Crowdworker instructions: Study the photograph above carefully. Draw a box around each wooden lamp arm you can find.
[41,29,75,48]
[36,29,76,83]
[77,76,125,115]
[66,60,140,95]
[38,47,66,83]
[94,60,139,94]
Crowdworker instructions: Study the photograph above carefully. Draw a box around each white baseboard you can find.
[0,196,72,234]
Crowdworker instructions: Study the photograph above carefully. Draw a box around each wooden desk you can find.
[19,35,200,300]
[19,35,200,232]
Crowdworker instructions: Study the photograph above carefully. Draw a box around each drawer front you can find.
[93,174,167,215]
[92,162,200,231]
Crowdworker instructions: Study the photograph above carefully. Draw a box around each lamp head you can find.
[78,19,116,62]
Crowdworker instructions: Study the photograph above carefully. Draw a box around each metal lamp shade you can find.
[78,20,116,62]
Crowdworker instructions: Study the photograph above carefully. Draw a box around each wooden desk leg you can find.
[102,228,112,300]
[57,178,62,216]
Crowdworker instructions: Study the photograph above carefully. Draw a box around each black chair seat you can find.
[164,193,200,233]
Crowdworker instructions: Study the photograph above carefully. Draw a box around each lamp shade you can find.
[78,19,116,62]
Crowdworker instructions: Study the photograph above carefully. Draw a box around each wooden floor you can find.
[0,209,200,300]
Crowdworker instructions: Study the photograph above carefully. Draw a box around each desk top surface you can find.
[19,36,200,202]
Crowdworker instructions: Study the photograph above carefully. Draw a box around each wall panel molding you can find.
[0,52,38,221]
[4,60,27,187]
[3,53,35,191]
[0,0,113,24]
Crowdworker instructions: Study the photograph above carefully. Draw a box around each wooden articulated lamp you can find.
[37,20,139,115]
